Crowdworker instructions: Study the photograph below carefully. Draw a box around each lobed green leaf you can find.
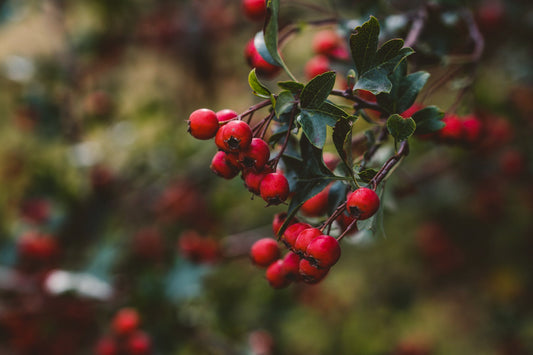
[387,114,416,141]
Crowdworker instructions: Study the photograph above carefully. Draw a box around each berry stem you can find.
[240,98,274,121]
[336,217,358,241]
[319,201,347,233]
[330,89,387,114]
[370,140,410,190]
[270,104,298,170]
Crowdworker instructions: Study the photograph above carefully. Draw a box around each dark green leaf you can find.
[353,67,392,95]
[375,38,404,65]
[273,90,296,123]
[248,69,271,98]
[387,114,416,141]
[263,0,283,66]
[297,109,339,148]
[327,181,349,215]
[378,47,414,73]
[396,71,430,113]
[413,106,445,134]
[416,119,445,134]
[350,16,380,76]
[318,101,351,119]
[278,80,304,94]
[332,118,353,174]
[254,31,279,66]
[300,71,336,109]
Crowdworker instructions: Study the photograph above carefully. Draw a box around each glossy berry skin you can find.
[304,55,330,80]
[439,114,464,142]
[219,120,253,152]
[216,109,238,123]
[242,0,267,22]
[250,238,280,267]
[306,235,341,268]
[265,259,291,289]
[346,187,380,220]
[187,108,219,140]
[243,168,269,195]
[112,308,140,336]
[239,138,270,170]
[300,185,330,217]
[272,212,298,236]
[260,172,290,205]
[281,252,302,282]
[210,151,240,179]
[281,222,311,249]
[127,331,151,355]
[245,39,281,78]
[294,228,322,257]
[299,258,329,284]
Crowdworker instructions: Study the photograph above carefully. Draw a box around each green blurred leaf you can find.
[248,69,271,98]
[300,71,336,109]
[387,114,416,141]
[412,106,445,134]
[254,31,279,66]
[263,0,283,66]
[332,118,354,178]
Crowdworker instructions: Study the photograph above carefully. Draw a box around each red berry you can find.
[300,185,330,217]
[281,222,311,249]
[306,235,341,268]
[272,212,298,236]
[112,308,140,336]
[260,172,290,206]
[219,120,253,152]
[126,331,151,355]
[243,168,269,195]
[462,115,483,144]
[17,231,58,263]
[239,138,270,170]
[187,108,219,140]
[346,187,380,220]
[281,251,302,282]
[298,258,329,284]
[322,152,339,171]
[439,114,464,142]
[95,337,117,355]
[312,29,342,56]
[336,212,358,234]
[265,259,291,289]
[216,109,238,123]
[304,55,331,80]
[245,39,281,78]
[250,238,280,267]
[210,151,240,179]
[242,0,267,22]
[294,228,322,257]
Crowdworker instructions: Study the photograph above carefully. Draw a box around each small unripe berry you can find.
[281,222,311,249]
[304,55,330,80]
[294,228,322,257]
[210,151,240,179]
[299,258,329,284]
[346,187,380,220]
[220,120,253,152]
[265,259,291,289]
[216,109,238,123]
[250,238,280,267]
[260,172,290,206]
[306,235,341,268]
[187,108,219,140]
[242,0,267,22]
[112,308,140,336]
[239,138,270,170]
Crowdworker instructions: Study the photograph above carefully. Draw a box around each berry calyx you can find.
[346,187,380,220]
[306,235,341,269]
[210,151,240,179]
[187,108,219,140]
[250,238,280,267]
[298,258,329,284]
[112,308,140,336]
[265,259,291,289]
[242,0,267,22]
[281,252,302,282]
[293,227,322,257]
[259,172,290,206]
[219,120,253,152]
[239,138,270,170]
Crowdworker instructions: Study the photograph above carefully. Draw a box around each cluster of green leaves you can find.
[248,0,445,235]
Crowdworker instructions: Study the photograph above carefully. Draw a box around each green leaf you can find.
[248,69,271,98]
[350,16,380,76]
[263,0,283,66]
[297,109,339,148]
[375,38,404,65]
[396,71,430,113]
[254,31,279,67]
[273,90,296,123]
[300,71,336,109]
[353,67,392,95]
[278,80,304,94]
[416,119,445,134]
[332,118,354,176]
[412,106,445,134]
[387,114,416,141]
[318,101,351,119]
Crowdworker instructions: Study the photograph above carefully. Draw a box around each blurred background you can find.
[0,0,532,354]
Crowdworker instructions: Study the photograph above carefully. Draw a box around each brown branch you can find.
[370,140,410,189]
[404,7,428,48]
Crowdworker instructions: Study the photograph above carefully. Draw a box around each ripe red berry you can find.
[294,228,322,257]
[126,331,151,355]
[312,29,342,56]
[112,308,140,336]
[187,108,219,140]
[250,238,280,267]
[239,138,270,170]
[300,185,330,217]
[242,0,267,22]
[281,252,302,282]
[17,231,58,262]
[281,222,311,249]
[95,337,118,355]
[216,109,238,123]
[346,187,380,220]
[243,168,269,195]
[272,212,298,236]
[439,114,464,142]
[304,55,331,80]
[210,151,240,179]
[336,212,358,234]
[462,115,483,144]
[265,259,291,289]
[298,258,329,284]
[219,120,253,152]
[306,235,341,269]
[260,172,290,206]
[245,39,281,78]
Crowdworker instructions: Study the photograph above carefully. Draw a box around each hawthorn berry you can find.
[250,238,280,267]
[95,337,118,355]
[243,168,270,195]
[346,187,380,220]
[300,185,330,217]
[281,222,311,249]
[242,0,267,22]
[112,308,140,336]
[298,258,329,284]
[462,115,483,144]
[210,151,240,179]
[219,120,253,152]
[272,212,298,236]
[187,108,219,140]
[17,231,58,263]
[293,228,322,257]
[216,109,238,123]
[281,251,302,282]
[239,138,270,170]
[259,172,290,205]
[304,55,331,80]
[265,259,291,289]
[245,38,281,78]
[306,235,341,269]
[126,331,152,355]
[312,29,342,56]
[439,114,464,142]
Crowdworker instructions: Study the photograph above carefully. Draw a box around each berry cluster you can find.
[305,29,349,80]
[95,308,152,355]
